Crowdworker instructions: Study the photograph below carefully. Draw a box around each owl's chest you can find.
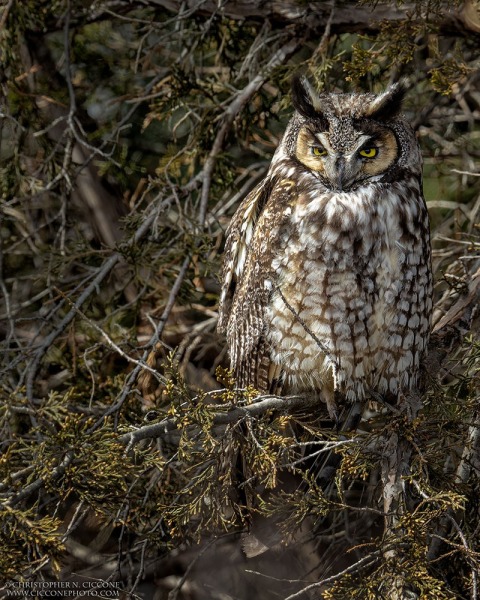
[274,189,403,287]
[265,189,406,374]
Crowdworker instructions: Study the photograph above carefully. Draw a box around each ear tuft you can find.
[291,74,324,120]
[367,82,407,121]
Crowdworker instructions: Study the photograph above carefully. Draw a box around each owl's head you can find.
[280,76,418,191]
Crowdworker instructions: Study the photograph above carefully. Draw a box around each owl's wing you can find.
[217,177,272,334]
[218,176,292,392]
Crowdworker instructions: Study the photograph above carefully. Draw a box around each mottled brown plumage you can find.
[218,77,433,415]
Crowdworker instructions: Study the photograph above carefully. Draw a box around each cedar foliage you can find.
[0,1,479,598]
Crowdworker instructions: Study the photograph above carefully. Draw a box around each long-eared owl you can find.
[218,76,433,414]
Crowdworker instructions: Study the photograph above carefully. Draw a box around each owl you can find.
[218,76,433,417]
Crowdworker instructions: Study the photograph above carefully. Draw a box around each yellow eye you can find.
[311,146,327,157]
[359,147,378,158]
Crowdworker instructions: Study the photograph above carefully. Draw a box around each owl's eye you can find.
[359,147,378,158]
[310,146,327,157]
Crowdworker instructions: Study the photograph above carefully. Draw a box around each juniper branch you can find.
[120,393,315,452]
[25,198,173,401]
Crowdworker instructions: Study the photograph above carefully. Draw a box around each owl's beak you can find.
[324,155,355,192]
[330,156,347,191]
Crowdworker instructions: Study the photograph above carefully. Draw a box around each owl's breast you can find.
[265,182,430,400]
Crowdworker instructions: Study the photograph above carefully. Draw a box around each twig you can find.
[378,391,423,600]
[25,253,120,401]
[167,536,228,600]
[86,252,192,434]
[5,450,74,508]
[282,551,380,599]
[0,0,15,31]
[151,254,192,348]
[55,286,167,382]
[426,409,480,571]
[310,0,336,60]
[415,479,480,596]
[25,201,164,400]
[129,539,148,597]
[197,36,300,227]
[61,499,87,539]
[64,1,76,119]
[280,439,355,469]
[2,392,314,508]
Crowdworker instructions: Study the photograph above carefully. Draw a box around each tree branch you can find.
[120,393,315,451]
[149,0,480,35]
[25,198,173,401]
[197,36,301,227]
